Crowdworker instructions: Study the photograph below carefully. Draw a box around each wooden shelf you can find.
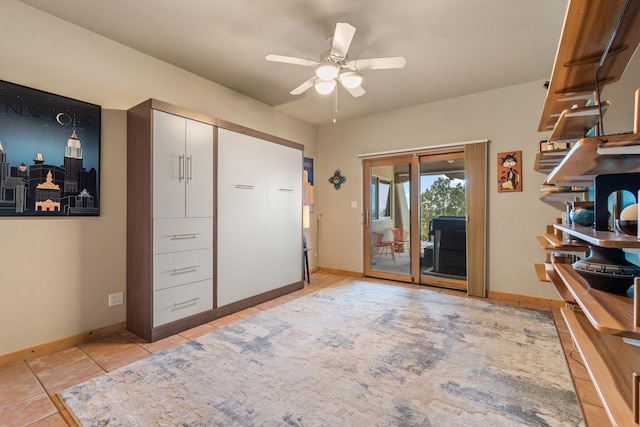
[554,224,640,248]
[548,268,575,303]
[534,263,550,282]
[539,0,640,132]
[554,263,639,339]
[561,307,640,427]
[539,232,589,249]
[539,190,588,207]
[548,102,609,143]
[534,150,570,172]
[545,133,640,186]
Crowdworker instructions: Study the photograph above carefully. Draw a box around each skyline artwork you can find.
[0,80,101,216]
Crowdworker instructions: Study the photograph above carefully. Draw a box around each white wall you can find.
[2,0,638,355]
[0,0,317,355]
[316,54,640,299]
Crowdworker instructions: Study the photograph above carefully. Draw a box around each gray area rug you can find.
[60,282,584,426]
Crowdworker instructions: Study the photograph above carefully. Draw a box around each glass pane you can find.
[419,158,467,280]
[379,180,390,217]
[369,163,411,276]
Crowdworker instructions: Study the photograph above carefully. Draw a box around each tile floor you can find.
[0,272,607,426]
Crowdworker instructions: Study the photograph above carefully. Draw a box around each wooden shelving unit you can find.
[536,2,640,425]
[545,134,640,186]
[549,102,610,143]
[538,0,640,132]
[561,307,639,426]
[536,228,586,300]
[554,224,640,248]
[534,150,570,172]
[555,263,639,338]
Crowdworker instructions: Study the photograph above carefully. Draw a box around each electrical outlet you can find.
[108,292,124,307]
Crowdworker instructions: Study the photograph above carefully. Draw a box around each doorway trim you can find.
[361,140,487,297]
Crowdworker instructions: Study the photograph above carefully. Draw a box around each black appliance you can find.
[429,216,466,277]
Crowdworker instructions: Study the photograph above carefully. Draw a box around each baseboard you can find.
[317,267,363,277]
[0,321,127,368]
[488,290,564,308]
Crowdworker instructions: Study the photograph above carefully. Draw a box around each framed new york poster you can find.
[0,80,101,216]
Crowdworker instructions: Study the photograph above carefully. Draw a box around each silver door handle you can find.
[171,265,199,274]
[235,184,255,190]
[170,233,200,239]
[178,155,185,183]
[173,297,200,308]
[186,155,193,182]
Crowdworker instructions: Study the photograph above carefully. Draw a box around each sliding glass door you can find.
[363,156,413,282]
[419,150,467,291]
[363,142,486,296]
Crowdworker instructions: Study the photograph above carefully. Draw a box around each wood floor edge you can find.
[0,321,127,368]
[317,267,363,277]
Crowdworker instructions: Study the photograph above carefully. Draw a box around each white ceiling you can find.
[18,0,568,125]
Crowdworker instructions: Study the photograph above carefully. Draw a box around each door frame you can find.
[362,141,486,297]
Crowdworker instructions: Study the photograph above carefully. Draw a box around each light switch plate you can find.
[351,201,358,208]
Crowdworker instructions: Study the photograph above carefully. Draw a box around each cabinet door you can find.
[217,128,268,306]
[266,143,303,291]
[185,119,214,218]
[153,110,186,219]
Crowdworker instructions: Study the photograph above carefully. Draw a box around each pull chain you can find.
[333,87,338,123]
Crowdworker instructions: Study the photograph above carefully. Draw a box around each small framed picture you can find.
[497,151,522,193]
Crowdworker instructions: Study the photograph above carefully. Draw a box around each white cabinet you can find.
[127,100,215,341]
[217,127,303,307]
[266,142,303,291]
[153,110,213,219]
[128,100,303,341]
[151,110,214,327]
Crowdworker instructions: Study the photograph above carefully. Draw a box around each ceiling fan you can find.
[266,22,406,97]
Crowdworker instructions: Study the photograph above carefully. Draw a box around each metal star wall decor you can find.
[329,169,346,190]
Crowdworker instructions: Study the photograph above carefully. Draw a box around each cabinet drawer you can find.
[153,218,213,254]
[153,279,213,327]
[154,248,213,291]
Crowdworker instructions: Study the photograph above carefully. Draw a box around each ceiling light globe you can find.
[315,62,340,80]
[314,79,336,95]
[339,71,363,88]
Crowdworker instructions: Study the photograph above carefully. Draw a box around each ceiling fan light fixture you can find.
[315,62,340,80]
[314,79,336,95]
[339,71,363,88]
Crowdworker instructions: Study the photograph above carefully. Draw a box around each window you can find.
[371,177,391,219]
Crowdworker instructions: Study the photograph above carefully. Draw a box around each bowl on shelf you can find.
[572,246,640,295]
[616,219,638,235]
[569,206,594,226]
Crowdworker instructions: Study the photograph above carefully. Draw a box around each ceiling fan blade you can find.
[349,56,407,70]
[290,76,316,95]
[330,23,356,59]
[266,54,317,67]
[341,82,366,97]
